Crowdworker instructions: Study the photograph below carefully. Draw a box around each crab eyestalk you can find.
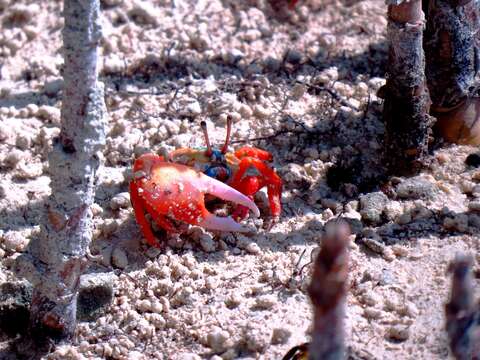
[200,121,213,156]
[221,115,233,154]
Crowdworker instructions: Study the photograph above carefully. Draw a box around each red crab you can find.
[129,116,283,247]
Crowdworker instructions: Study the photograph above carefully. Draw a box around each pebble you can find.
[177,354,201,360]
[204,277,218,291]
[3,149,25,168]
[184,101,202,116]
[77,272,116,321]
[148,313,166,329]
[468,200,480,212]
[128,0,161,25]
[36,105,61,125]
[360,290,381,306]
[136,299,152,313]
[322,208,334,221]
[199,233,216,252]
[386,325,410,341]
[225,292,242,309]
[137,317,155,338]
[127,350,146,360]
[291,83,306,100]
[43,79,63,97]
[206,327,230,353]
[472,171,480,182]
[110,192,130,210]
[391,244,409,257]
[0,280,32,336]
[2,230,29,252]
[15,134,32,150]
[321,198,343,213]
[103,343,113,357]
[253,104,272,119]
[460,180,475,194]
[222,48,244,65]
[170,262,189,280]
[112,247,128,269]
[263,57,281,72]
[381,246,395,261]
[271,328,291,345]
[15,160,43,179]
[238,104,253,119]
[254,295,276,310]
[363,308,383,320]
[243,323,271,353]
[468,213,480,228]
[359,192,388,224]
[384,201,403,221]
[245,242,261,255]
[396,176,437,200]
[396,212,412,225]
[361,230,385,255]
[285,49,303,64]
[5,4,40,26]
[443,214,469,233]
[0,126,11,142]
[172,286,194,306]
[103,55,125,75]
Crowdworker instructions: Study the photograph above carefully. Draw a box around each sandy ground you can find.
[0,0,479,359]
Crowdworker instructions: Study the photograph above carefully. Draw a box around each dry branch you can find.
[308,220,351,360]
[15,0,106,351]
[445,254,480,360]
[424,0,480,144]
[383,0,434,174]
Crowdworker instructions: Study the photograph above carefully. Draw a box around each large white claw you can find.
[198,173,260,218]
[198,214,254,233]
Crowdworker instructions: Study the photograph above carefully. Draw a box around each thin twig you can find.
[308,219,351,360]
[445,253,480,360]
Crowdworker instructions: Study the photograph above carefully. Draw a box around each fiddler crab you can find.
[129,116,283,248]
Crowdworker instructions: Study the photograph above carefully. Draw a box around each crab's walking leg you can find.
[234,146,273,161]
[129,182,161,248]
[230,158,282,218]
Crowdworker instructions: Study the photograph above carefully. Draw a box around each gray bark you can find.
[14,0,106,348]
[383,0,434,175]
[308,220,350,360]
[424,0,479,111]
[424,0,480,144]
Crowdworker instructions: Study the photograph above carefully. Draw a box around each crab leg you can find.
[129,182,161,247]
[230,157,282,218]
[234,146,273,161]
[231,177,265,221]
